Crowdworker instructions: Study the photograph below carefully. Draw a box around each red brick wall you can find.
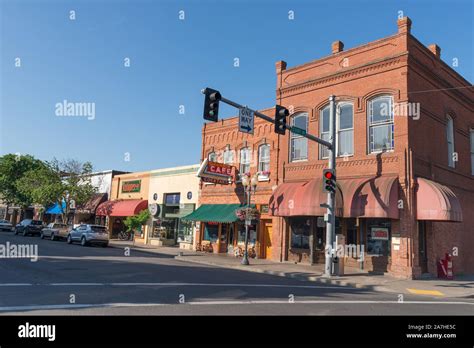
[197,17,473,278]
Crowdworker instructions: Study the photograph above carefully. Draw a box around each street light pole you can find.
[242,184,250,265]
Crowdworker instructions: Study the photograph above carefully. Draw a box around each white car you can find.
[0,219,13,232]
[66,224,109,247]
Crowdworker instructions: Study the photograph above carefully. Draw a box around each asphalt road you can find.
[0,231,473,315]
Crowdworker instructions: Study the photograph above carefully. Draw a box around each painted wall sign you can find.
[122,180,141,193]
[371,227,389,240]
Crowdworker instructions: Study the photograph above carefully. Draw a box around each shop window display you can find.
[366,219,391,256]
[290,217,311,249]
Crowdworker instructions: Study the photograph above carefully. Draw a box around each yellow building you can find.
[96,171,150,243]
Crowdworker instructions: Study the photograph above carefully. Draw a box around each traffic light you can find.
[323,169,336,193]
[274,104,289,135]
[203,88,221,122]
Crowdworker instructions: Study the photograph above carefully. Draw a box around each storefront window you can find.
[346,219,357,245]
[290,217,311,249]
[366,219,391,256]
[220,224,228,243]
[237,222,257,245]
[177,219,193,243]
[204,223,219,242]
[161,218,178,240]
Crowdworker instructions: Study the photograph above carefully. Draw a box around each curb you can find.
[108,243,180,258]
[174,255,372,290]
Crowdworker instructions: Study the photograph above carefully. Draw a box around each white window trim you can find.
[290,113,308,162]
[239,147,251,175]
[367,96,395,154]
[223,148,234,165]
[320,102,354,159]
[258,144,271,180]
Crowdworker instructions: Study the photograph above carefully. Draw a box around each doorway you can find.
[263,221,273,259]
[418,221,428,274]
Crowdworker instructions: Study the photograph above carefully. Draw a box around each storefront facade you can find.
[96,171,150,242]
[197,17,473,278]
[146,164,200,249]
[191,108,278,259]
[269,17,473,278]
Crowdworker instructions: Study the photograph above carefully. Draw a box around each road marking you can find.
[0,282,346,289]
[0,299,472,312]
[407,288,445,296]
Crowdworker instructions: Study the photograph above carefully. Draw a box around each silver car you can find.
[0,219,13,232]
[41,222,70,241]
[66,224,109,247]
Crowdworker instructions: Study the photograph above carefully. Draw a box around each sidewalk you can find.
[109,240,474,299]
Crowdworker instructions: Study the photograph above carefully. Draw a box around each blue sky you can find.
[1,0,472,172]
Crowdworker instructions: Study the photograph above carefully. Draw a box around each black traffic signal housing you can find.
[274,105,289,135]
[203,88,221,122]
[323,169,336,193]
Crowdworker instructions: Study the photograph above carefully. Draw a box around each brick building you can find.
[194,17,473,279]
[192,108,279,258]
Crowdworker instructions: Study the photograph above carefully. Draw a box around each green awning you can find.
[182,204,252,223]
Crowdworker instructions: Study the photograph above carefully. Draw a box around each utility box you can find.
[333,234,345,276]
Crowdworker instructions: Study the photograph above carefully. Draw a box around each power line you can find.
[408,85,473,95]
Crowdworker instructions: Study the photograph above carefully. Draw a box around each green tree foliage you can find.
[123,209,150,234]
[0,154,44,208]
[16,158,97,224]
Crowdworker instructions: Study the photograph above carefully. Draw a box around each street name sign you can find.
[291,126,307,136]
[238,107,254,134]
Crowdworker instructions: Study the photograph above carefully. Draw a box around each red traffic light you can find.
[324,171,334,180]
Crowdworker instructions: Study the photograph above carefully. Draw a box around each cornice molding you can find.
[279,54,408,98]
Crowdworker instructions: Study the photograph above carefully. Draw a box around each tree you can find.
[0,154,44,209]
[123,210,150,237]
[16,158,97,224]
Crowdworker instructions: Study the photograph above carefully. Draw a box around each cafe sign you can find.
[122,180,141,193]
[197,159,235,185]
[371,227,389,240]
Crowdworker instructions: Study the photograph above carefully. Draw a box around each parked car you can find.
[0,219,13,232]
[14,219,43,236]
[41,222,70,241]
[66,224,109,247]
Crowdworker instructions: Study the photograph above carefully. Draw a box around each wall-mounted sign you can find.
[187,191,192,200]
[197,159,235,185]
[122,180,141,193]
[148,203,160,217]
[371,227,389,240]
[153,193,158,201]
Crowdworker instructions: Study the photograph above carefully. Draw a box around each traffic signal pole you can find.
[324,95,337,277]
[202,89,337,276]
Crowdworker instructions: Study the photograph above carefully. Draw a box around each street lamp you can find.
[241,172,258,265]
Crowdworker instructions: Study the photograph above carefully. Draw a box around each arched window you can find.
[208,151,217,162]
[239,147,251,174]
[446,116,455,168]
[258,144,270,173]
[223,147,233,165]
[320,103,354,159]
[368,96,394,153]
[290,113,308,161]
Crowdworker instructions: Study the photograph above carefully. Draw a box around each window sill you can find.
[289,159,308,163]
[258,176,270,182]
[368,149,394,155]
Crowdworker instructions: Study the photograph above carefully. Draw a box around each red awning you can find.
[269,179,343,217]
[416,178,462,222]
[96,199,148,217]
[338,176,399,219]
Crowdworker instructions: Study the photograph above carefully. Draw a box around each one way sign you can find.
[238,107,254,134]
